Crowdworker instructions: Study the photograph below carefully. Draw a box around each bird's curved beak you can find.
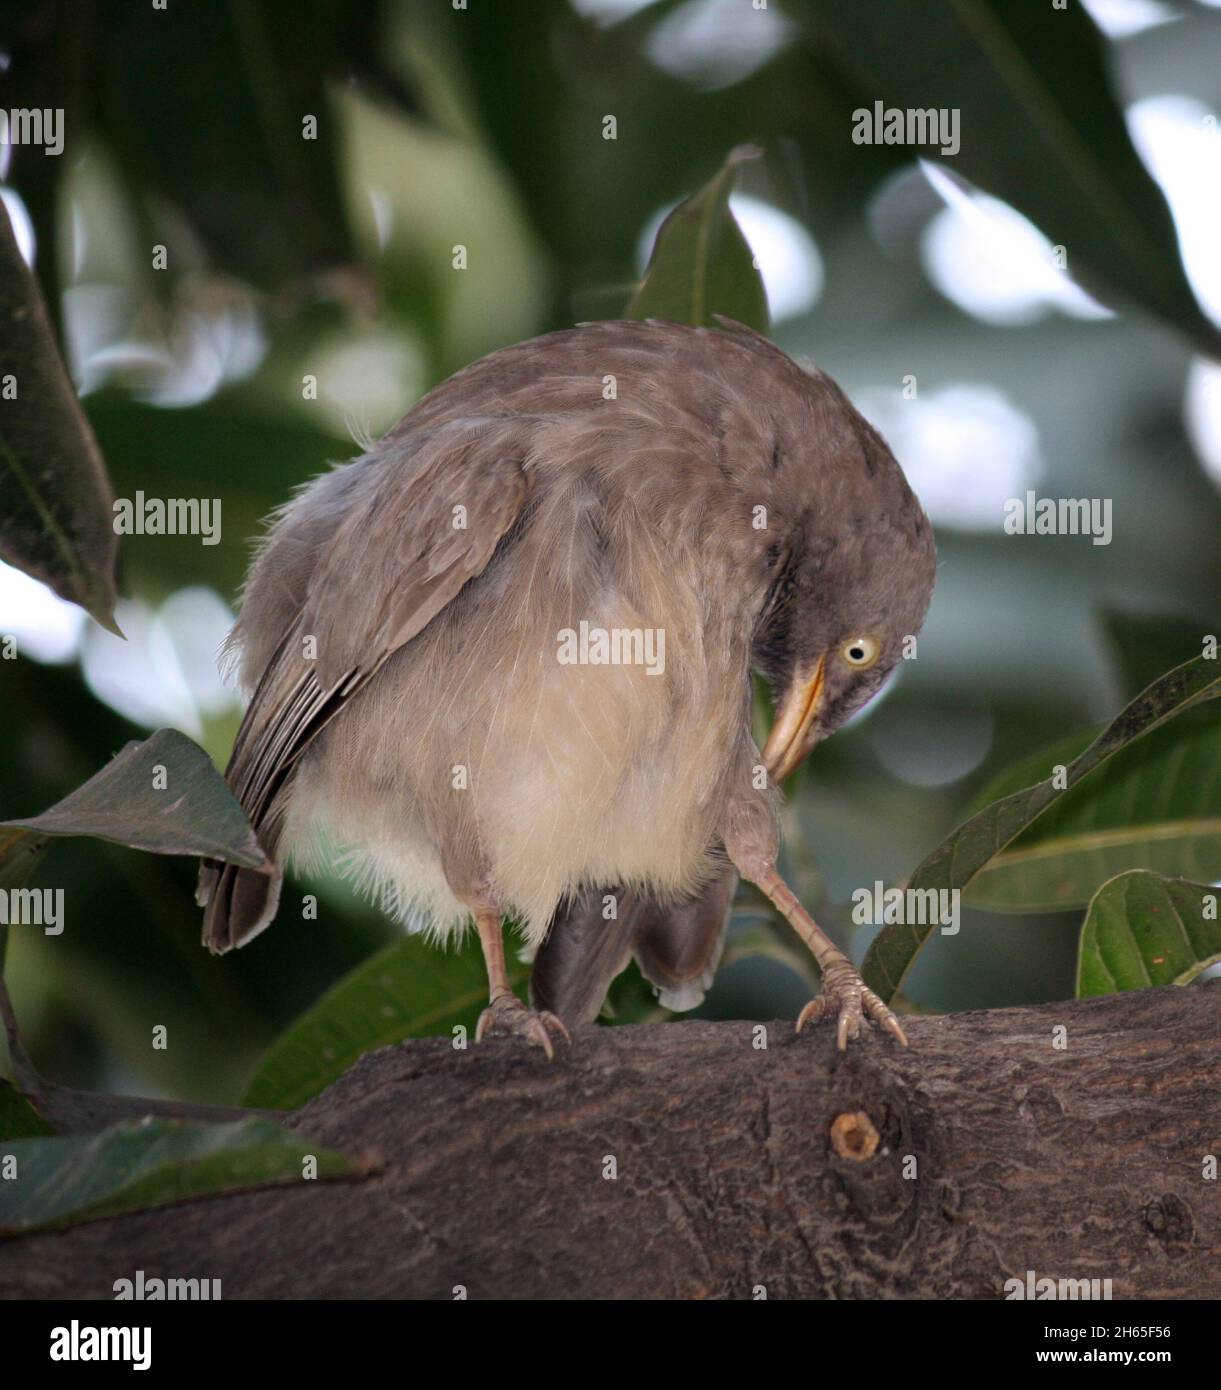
[762,653,827,783]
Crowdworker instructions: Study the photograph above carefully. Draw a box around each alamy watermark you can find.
[1003,491,1112,545]
[0,887,63,935]
[114,1270,221,1301]
[49,1322,150,1371]
[556,621,665,676]
[113,493,222,546]
[0,108,64,156]
[851,101,960,156]
[851,880,960,936]
[1005,1269,1113,1300]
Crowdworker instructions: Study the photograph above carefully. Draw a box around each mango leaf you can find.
[0,200,119,631]
[1077,871,1221,998]
[244,932,525,1110]
[625,144,769,332]
[862,654,1221,1001]
[0,1116,360,1235]
[0,1079,52,1140]
[797,0,1221,358]
[963,708,1221,911]
[0,727,267,868]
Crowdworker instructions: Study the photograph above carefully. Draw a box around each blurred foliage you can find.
[0,0,1217,1112]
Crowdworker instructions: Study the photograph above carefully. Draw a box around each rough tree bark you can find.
[1,982,1218,1299]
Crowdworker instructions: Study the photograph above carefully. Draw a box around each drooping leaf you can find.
[0,727,268,868]
[244,932,526,1110]
[963,708,1221,911]
[1077,871,1221,998]
[0,1079,53,1140]
[796,0,1221,358]
[862,655,1221,1001]
[0,201,119,630]
[0,1116,360,1235]
[625,144,769,332]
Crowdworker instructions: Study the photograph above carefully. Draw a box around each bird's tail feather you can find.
[530,862,738,1024]
[196,792,288,954]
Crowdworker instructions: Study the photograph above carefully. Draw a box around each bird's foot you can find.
[796,956,909,1051]
[476,993,570,1059]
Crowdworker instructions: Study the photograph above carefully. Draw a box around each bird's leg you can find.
[753,868,907,1050]
[723,810,906,1050]
[470,904,570,1059]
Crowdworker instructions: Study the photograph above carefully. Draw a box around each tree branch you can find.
[2,982,1218,1299]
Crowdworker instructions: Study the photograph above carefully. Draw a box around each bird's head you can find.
[750,381,937,783]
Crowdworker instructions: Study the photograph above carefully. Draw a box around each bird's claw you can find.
[796,958,909,1051]
[476,993,570,1059]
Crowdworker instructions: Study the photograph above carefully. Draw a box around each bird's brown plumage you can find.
[198,318,936,1032]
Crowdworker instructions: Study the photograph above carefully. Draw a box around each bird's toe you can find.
[476,995,570,1059]
[795,962,907,1051]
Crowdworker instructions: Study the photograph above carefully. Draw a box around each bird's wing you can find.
[530,862,738,1023]
[198,415,531,952]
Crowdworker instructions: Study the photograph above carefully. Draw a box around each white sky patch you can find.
[569,0,658,24]
[1185,356,1221,493]
[920,162,1112,326]
[1080,0,1177,39]
[644,0,795,90]
[1127,95,1221,327]
[81,588,239,737]
[638,192,822,323]
[0,187,35,266]
[855,382,1044,532]
[870,705,994,788]
[368,187,394,252]
[306,329,426,438]
[0,562,86,664]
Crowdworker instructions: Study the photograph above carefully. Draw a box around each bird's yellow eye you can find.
[841,635,880,669]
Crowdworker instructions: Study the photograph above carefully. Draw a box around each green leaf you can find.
[797,1,1221,358]
[963,708,1221,911]
[0,200,119,631]
[0,1116,359,1235]
[862,655,1221,1001]
[0,1079,53,1140]
[244,932,524,1110]
[625,145,770,332]
[1077,871,1221,998]
[1,727,268,868]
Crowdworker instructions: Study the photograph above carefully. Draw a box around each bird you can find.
[197,318,937,1055]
